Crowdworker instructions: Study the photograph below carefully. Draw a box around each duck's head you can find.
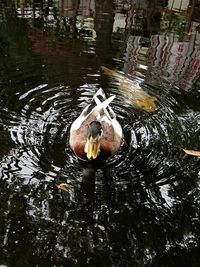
[85,121,102,160]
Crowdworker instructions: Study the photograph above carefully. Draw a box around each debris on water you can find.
[56,183,69,192]
[10,149,17,160]
[183,149,200,158]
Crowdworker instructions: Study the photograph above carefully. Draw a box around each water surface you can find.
[0,1,200,266]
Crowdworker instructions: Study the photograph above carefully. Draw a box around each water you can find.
[0,1,200,266]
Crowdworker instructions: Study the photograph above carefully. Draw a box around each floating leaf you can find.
[56,183,69,192]
[10,149,17,159]
[183,149,200,158]
[122,138,128,147]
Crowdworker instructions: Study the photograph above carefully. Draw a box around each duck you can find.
[69,88,123,161]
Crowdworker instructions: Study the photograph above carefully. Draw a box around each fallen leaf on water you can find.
[183,149,200,158]
[10,149,17,159]
[122,138,128,147]
[56,183,69,192]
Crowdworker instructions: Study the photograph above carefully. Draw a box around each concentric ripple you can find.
[0,61,199,189]
[0,84,73,185]
[97,73,200,187]
[1,2,200,266]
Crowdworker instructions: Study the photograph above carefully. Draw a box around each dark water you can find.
[0,1,200,266]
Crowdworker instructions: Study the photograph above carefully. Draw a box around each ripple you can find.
[1,2,200,266]
[0,83,76,185]
[18,83,48,100]
[1,69,199,191]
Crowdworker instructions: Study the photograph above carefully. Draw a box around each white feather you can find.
[70,115,85,132]
[70,89,121,136]
[94,95,115,109]
[112,119,123,138]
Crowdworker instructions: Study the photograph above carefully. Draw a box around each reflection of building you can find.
[147,34,200,90]
[125,0,169,35]
[113,13,126,32]
[125,0,200,35]
[15,0,95,19]
[168,0,189,10]
[124,35,142,76]
[123,32,200,90]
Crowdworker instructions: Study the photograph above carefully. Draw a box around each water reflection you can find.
[0,0,200,266]
[147,34,200,90]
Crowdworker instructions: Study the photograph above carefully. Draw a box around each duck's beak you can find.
[86,136,100,160]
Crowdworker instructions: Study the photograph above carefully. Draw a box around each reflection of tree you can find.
[0,5,44,94]
[187,0,199,33]
[1,158,200,266]
[1,1,200,267]
[4,194,32,266]
[126,0,168,36]
[70,0,80,38]
[94,0,115,58]
[0,5,43,158]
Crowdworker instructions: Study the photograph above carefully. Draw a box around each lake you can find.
[0,1,200,266]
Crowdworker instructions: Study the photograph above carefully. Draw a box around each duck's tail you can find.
[94,88,115,109]
[93,89,116,121]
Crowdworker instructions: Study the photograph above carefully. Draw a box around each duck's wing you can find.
[94,88,106,102]
[94,95,115,111]
[95,89,117,120]
[80,89,106,117]
[94,91,123,139]
[93,89,117,121]
[70,89,116,132]
[81,88,114,117]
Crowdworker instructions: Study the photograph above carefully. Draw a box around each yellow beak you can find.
[86,136,100,160]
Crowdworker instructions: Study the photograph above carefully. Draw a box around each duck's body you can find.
[69,89,123,161]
